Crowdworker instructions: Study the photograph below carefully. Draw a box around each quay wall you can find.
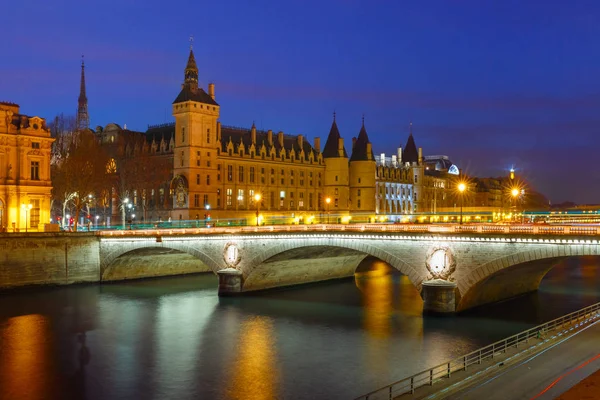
[0,233,100,288]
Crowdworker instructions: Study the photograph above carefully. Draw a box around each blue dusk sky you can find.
[3,0,600,204]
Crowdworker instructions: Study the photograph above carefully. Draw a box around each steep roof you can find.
[349,123,374,162]
[220,125,318,157]
[322,120,347,158]
[172,86,219,105]
[186,49,198,72]
[403,133,418,164]
[173,48,218,106]
[146,122,175,143]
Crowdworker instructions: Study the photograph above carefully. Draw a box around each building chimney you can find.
[392,155,397,166]
[251,124,257,144]
[380,153,385,165]
[278,131,284,147]
[268,130,273,145]
[297,134,303,149]
[397,147,402,164]
[338,138,344,156]
[366,143,372,160]
[352,137,357,150]
[418,147,423,164]
[208,83,215,100]
[314,137,321,152]
[217,121,222,141]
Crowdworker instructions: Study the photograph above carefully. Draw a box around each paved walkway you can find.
[557,367,600,400]
[442,319,600,400]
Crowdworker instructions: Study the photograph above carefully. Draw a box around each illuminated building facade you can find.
[90,48,457,224]
[0,102,53,231]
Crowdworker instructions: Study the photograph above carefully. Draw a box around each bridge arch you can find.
[100,240,222,279]
[457,243,600,311]
[240,236,427,292]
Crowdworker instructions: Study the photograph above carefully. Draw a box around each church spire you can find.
[76,55,90,131]
[184,36,199,91]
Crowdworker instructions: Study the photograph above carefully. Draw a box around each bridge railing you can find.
[97,223,600,237]
[354,301,600,400]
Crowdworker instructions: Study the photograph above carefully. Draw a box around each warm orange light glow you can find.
[254,193,262,202]
[1,314,52,398]
[457,182,466,193]
[325,197,331,204]
[511,188,520,197]
[226,317,279,400]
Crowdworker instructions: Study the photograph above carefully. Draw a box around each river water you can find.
[1,256,599,400]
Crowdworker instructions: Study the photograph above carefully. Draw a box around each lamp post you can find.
[122,198,129,229]
[325,197,331,224]
[511,188,519,223]
[254,193,261,226]
[457,183,466,225]
[21,203,32,232]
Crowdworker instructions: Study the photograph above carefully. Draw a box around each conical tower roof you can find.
[173,48,218,105]
[186,49,198,72]
[403,123,419,164]
[322,116,347,158]
[350,119,374,162]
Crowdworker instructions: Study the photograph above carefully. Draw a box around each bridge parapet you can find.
[96,223,600,238]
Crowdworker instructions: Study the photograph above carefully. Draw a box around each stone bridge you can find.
[98,224,600,313]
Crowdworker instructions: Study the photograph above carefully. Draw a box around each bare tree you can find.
[52,130,113,231]
[49,114,78,225]
[114,134,172,226]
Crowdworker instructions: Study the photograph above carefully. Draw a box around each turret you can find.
[322,113,349,214]
[349,118,376,212]
[172,42,221,220]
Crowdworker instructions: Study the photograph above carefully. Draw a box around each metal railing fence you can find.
[355,301,600,400]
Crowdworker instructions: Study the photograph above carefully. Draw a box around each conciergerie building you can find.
[91,47,458,225]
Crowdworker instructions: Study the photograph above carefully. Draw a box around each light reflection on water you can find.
[0,257,598,399]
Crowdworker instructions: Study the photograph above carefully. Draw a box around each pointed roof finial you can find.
[189,35,194,50]
[409,120,413,135]
[333,110,336,122]
[362,113,365,127]
[77,55,89,131]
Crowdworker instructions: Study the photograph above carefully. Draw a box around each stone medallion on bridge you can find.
[223,242,241,268]
[425,245,456,281]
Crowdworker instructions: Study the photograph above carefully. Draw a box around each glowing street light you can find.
[21,203,32,232]
[254,193,262,226]
[511,187,521,222]
[457,182,466,225]
[325,197,332,224]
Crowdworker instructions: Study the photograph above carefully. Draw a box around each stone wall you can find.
[0,233,100,288]
[102,248,212,281]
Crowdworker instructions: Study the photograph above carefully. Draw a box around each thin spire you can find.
[409,120,413,135]
[189,35,194,50]
[333,110,336,122]
[76,55,89,131]
[184,40,199,91]
[362,113,365,127]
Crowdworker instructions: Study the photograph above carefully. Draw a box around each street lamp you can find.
[325,197,331,224]
[511,188,520,223]
[21,203,32,232]
[457,182,466,225]
[254,193,262,226]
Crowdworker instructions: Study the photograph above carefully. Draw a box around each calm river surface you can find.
[1,257,599,400]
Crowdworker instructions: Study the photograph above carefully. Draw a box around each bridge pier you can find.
[217,268,244,296]
[421,280,457,314]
